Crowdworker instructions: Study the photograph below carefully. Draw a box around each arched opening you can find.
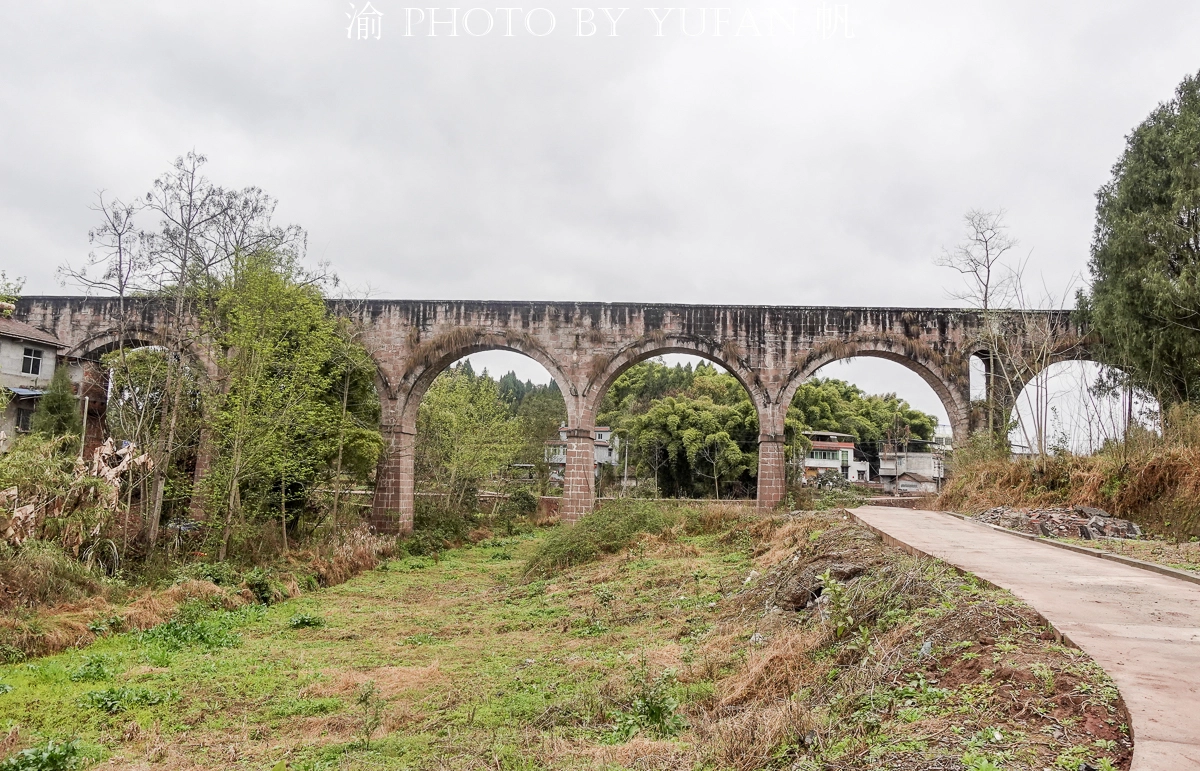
[970,353,988,402]
[589,351,761,501]
[794,356,955,496]
[407,349,566,534]
[1010,361,1159,455]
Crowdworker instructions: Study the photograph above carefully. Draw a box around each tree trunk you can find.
[280,473,288,556]
[331,371,350,537]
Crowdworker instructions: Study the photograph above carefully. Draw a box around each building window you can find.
[15,408,33,432]
[21,348,43,376]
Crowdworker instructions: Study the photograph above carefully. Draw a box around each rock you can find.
[975,506,1141,540]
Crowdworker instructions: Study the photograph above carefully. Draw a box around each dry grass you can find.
[301,662,446,699]
[939,411,1200,538]
[678,510,1132,770]
[0,526,396,662]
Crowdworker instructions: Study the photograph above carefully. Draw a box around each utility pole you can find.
[622,435,628,494]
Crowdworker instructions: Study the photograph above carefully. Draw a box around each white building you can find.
[795,431,871,483]
[0,317,68,445]
[544,425,620,479]
[876,445,946,494]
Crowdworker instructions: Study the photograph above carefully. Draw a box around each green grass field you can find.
[0,505,1132,771]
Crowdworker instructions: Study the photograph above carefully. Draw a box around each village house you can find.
[0,317,102,453]
[875,440,947,494]
[795,431,871,483]
[544,425,619,480]
[0,317,68,447]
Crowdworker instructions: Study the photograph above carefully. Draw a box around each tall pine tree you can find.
[32,365,82,440]
[1082,70,1200,404]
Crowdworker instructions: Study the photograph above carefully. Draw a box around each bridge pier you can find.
[187,428,213,521]
[371,424,415,534]
[561,426,596,522]
[756,434,787,509]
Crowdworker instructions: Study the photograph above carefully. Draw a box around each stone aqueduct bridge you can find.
[16,297,1088,532]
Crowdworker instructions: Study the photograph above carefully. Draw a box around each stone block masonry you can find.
[16,297,1090,534]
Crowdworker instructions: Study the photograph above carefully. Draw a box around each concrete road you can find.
[852,506,1200,771]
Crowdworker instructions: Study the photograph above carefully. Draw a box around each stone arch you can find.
[785,341,972,445]
[69,328,166,360]
[964,338,1103,439]
[583,335,767,424]
[582,335,782,508]
[70,328,219,382]
[1005,349,1147,453]
[391,333,577,433]
[370,330,577,534]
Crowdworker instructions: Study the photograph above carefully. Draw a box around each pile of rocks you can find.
[974,505,1142,540]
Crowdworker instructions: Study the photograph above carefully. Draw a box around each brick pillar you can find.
[561,426,595,523]
[188,428,212,521]
[757,434,787,510]
[371,425,415,534]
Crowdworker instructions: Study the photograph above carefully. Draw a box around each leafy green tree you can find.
[1082,70,1200,405]
[789,378,936,445]
[416,363,523,509]
[32,365,82,443]
[598,361,937,497]
[513,381,567,465]
[625,395,758,498]
[203,251,378,558]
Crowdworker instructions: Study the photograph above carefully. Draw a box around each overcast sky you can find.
[3,1,1197,424]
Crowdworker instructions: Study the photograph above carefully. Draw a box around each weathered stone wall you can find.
[16,296,1086,534]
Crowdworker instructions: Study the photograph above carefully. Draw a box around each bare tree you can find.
[61,192,150,361]
[935,209,1019,311]
[936,209,1027,439]
[140,153,231,547]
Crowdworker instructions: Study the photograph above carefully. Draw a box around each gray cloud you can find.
[2,0,1196,421]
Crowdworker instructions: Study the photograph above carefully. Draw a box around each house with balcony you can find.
[796,431,871,483]
[544,425,620,480]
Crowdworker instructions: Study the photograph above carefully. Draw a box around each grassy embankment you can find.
[2,502,1130,770]
[0,529,395,664]
[938,408,1200,541]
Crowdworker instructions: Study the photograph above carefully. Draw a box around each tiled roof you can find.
[0,317,63,348]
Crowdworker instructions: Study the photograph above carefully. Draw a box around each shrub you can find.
[81,686,172,713]
[410,498,475,553]
[522,500,680,578]
[507,488,538,516]
[0,541,106,612]
[136,600,242,651]
[288,613,325,629]
[243,567,285,605]
[607,657,686,742]
[0,740,83,771]
[69,654,115,683]
[175,561,241,587]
